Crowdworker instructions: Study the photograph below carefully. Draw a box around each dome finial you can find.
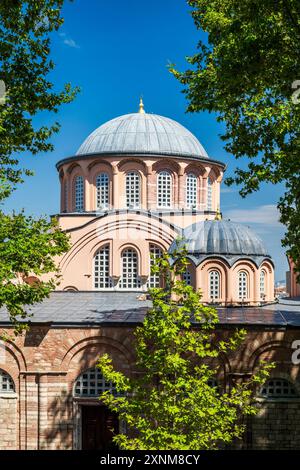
[215,207,222,220]
[139,97,145,114]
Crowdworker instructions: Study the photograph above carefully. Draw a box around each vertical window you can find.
[183,268,192,286]
[207,177,213,211]
[0,370,15,393]
[209,270,220,300]
[74,175,84,212]
[63,180,68,212]
[148,244,162,288]
[94,245,111,289]
[96,173,109,209]
[260,270,266,299]
[157,171,172,208]
[238,271,248,300]
[186,173,197,209]
[120,248,140,289]
[126,172,140,209]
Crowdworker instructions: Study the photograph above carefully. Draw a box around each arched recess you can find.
[231,260,256,303]
[88,161,113,211]
[259,260,275,302]
[198,258,228,303]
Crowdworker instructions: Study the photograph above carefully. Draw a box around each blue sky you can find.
[4,0,287,281]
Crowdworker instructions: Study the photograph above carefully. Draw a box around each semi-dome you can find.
[170,219,270,259]
[76,100,208,158]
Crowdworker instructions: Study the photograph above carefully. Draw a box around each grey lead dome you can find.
[170,220,270,258]
[76,112,208,158]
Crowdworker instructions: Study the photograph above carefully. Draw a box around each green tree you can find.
[0,1,77,334]
[98,247,273,450]
[170,0,300,279]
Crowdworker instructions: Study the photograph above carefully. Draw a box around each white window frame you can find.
[74,367,117,398]
[94,244,111,289]
[186,173,197,209]
[260,378,298,399]
[238,270,248,300]
[207,177,213,211]
[74,175,84,212]
[183,268,192,286]
[96,173,109,209]
[209,270,220,300]
[157,171,172,208]
[260,269,266,300]
[0,369,15,393]
[119,248,141,290]
[148,244,162,288]
[126,171,141,209]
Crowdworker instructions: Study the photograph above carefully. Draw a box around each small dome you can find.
[76,112,208,159]
[170,220,270,258]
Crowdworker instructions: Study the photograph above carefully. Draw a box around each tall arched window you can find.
[207,177,213,211]
[96,173,109,209]
[63,180,68,212]
[260,270,266,300]
[186,173,197,209]
[0,369,15,393]
[74,367,117,397]
[74,175,84,212]
[209,270,220,300]
[126,171,140,209]
[148,244,162,288]
[157,171,172,208]
[238,271,248,300]
[183,268,192,286]
[94,245,111,289]
[120,248,140,289]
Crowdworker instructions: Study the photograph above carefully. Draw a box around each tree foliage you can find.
[171,0,300,279]
[98,247,273,450]
[0,0,78,198]
[0,1,77,334]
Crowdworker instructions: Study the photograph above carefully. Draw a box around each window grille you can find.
[74,367,117,397]
[74,175,84,211]
[120,248,140,289]
[126,171,140,209]
[186,173,197,209]
[260,379,297,398]
[183,269,192,286]
[209,270,220,300]
[148,245,162,288]
[94,245,111,289]
[260,270,266,299]
[0,370,15,393]
[207,177,213,211]
[96,173,109,209]
[238,271,248,300]
[157,171,172,208]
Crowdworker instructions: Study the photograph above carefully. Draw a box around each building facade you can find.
[0,101,299,450]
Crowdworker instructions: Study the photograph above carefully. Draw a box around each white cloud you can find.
[224,204,282,227]
[220,187,237,194]
[63,38,80,49]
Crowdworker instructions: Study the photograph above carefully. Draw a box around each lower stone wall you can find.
[251,401,300,449]
[0,395,17,449]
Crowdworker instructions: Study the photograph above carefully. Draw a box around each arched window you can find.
[183,268,192,286]
[238,271,248,300]
[148,244,162,288]
[120,248,140,289]
[74,367,117,397]
[260,378,298,399]
[126,171,140,209]
[260,270,266,300]
[157,171,172,208]
[96,173,109,209]
[74,175,84,212]
[63,180,68,212]
[186,173,197,209]
[207,177,213,211]
[0,369,15,393]
[209,270,220,300]
[94,245,111,289]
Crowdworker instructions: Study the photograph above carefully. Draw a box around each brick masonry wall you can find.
[0,324,300,450]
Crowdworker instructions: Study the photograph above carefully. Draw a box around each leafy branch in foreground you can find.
[98,246,274,450]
